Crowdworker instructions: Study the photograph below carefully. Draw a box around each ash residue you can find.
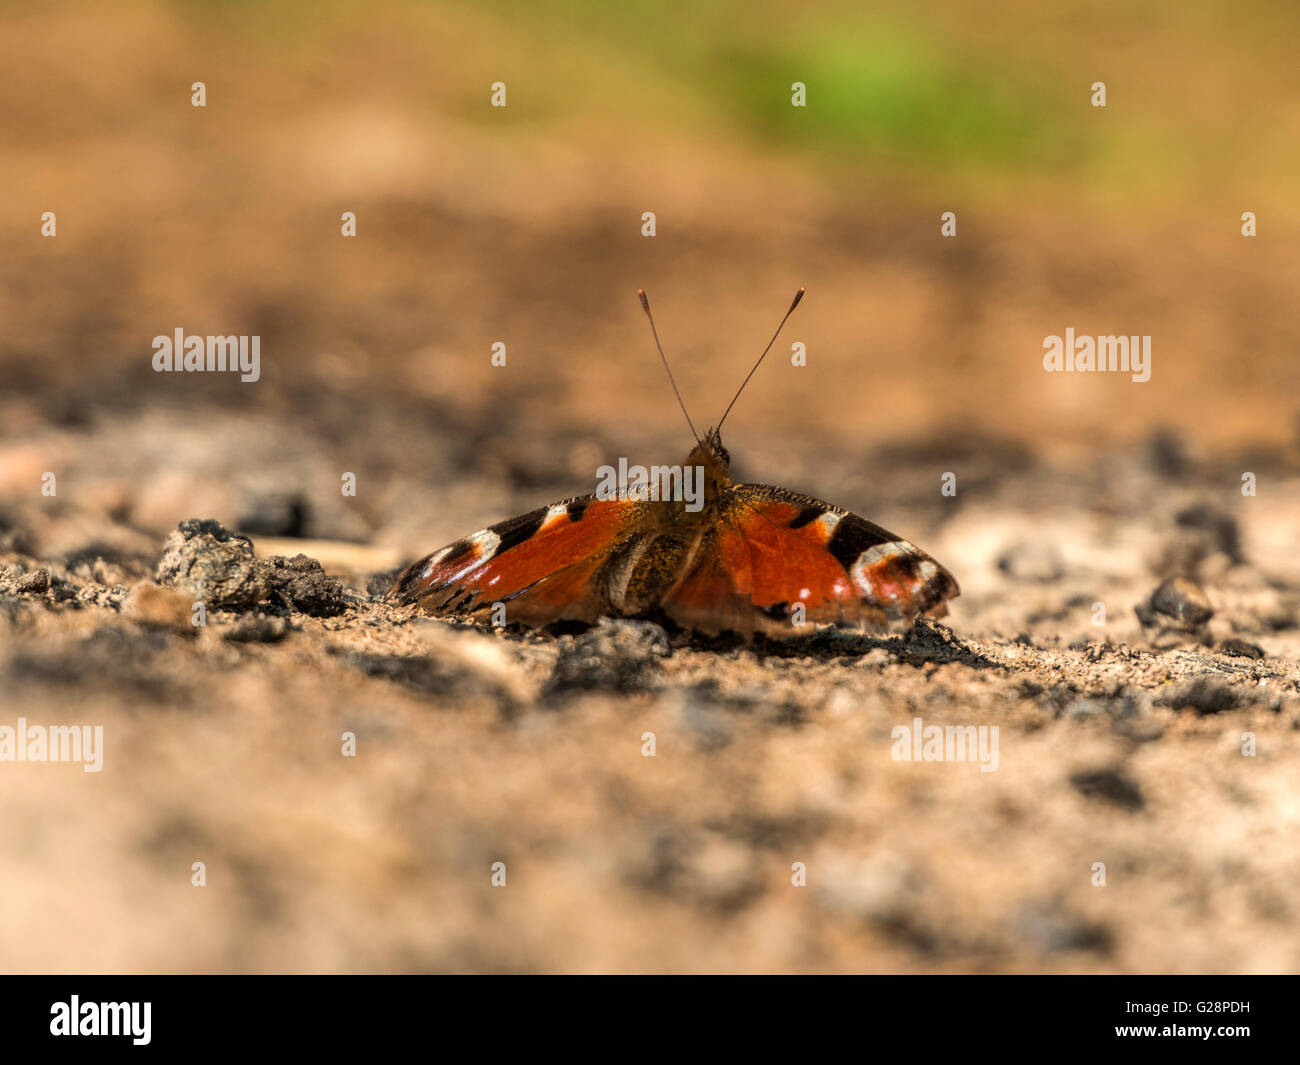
[153,521,352,617]
[543,619,670,700]
[155,519,266,608]
[261,554,352,617]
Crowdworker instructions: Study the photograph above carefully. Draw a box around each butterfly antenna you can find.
[638,289,701,446]
[715,287,805,434]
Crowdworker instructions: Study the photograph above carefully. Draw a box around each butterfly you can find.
[389,289,959,640]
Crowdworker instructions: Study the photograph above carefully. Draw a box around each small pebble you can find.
[15,568,49,595]
[1069,766,1144,810]
[155,519,266,609]
[1138,577,1213,631]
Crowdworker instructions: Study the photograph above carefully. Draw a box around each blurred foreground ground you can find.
[2,1,1299,973]
[2,407,1299,973]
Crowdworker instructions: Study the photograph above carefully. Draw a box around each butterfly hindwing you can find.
[659,483,959,638]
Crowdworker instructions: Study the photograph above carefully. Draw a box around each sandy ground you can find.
[3,1,1300,975]
[2,400,1298,974]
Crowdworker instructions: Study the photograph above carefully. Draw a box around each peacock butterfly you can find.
[389,289,959,640]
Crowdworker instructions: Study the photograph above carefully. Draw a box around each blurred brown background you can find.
[3,1,1300,975]
[5,1,1299,517]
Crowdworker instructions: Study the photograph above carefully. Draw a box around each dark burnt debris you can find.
[260,554,350,617]
[155,519,266,609]
[154,519,352,617]
[543,619,670,701]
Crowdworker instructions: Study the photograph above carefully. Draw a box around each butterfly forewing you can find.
[389,495,648,627]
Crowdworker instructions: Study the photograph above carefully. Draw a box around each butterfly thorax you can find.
[664,430,732,525]
[687,429,732,490]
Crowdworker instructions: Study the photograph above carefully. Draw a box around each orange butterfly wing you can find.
[660,484,959,638]
[389,496,648,627]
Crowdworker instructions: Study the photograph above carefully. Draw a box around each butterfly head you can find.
[685,427,733,496]
[699,427,730,466]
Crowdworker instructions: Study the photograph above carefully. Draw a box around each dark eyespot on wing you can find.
[566,498,590,522]
[827,514,897,573]
[889,550,921,579]
[489,509,547,554]
[787,505,826,529]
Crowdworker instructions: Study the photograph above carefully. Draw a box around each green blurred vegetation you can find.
[168,0,1300,206]
[717,33,1072,169]
[453,0,1079,176]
